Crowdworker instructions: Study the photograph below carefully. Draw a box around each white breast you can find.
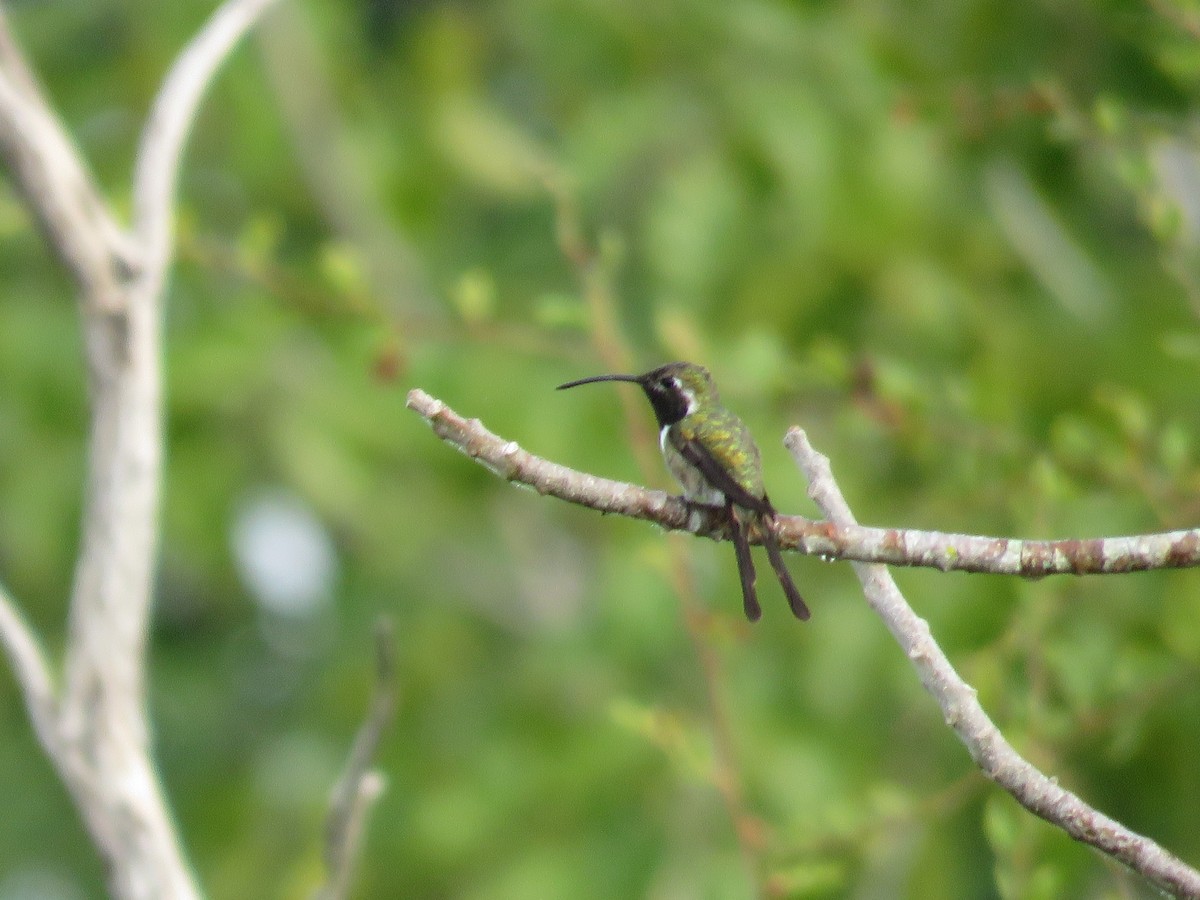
[661,425,725,507]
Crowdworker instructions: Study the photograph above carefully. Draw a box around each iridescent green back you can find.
[674,406,766,499]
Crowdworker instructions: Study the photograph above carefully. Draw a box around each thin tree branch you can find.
[784,426,1200,898]
[406,387,1200,894]
[133,0,283,281]
[315,618,398,900]
[0,583,61,760]
[0,2,283,897]
[0,7,138,312]
[406,388,1200,577]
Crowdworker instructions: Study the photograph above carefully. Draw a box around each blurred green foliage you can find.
[2,0,1200,897]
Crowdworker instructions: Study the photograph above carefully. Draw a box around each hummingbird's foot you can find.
[680,498,727,535]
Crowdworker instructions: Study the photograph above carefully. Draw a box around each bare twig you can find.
[316,618,398,900]
[0,1,283,897]
[406,388,1200,894]
[0,583,60,759]
[406,388,1200,578]
[0,7,137,311]
[408,387,680,519]
[784,426,1200,898]
[133,0,283,280]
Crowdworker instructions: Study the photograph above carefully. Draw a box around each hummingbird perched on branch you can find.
[557,362,810,622]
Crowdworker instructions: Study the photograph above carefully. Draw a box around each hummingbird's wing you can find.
[667,428,775,516]
[672,425,812,621]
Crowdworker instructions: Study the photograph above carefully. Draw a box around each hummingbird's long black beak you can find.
[556,373,644,390]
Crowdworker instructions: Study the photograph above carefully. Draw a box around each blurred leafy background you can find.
[2,0,1200,897]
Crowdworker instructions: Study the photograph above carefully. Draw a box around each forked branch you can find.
[785,427,1200,898]
[407,387,1200,897]
[406,388,1200,577]
[0,2,282,897]
[315,618,398,900]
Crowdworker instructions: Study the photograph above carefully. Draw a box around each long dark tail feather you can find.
[727,503,761,622]
[762,520,811,620]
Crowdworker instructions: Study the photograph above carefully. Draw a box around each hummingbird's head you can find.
[557,361,717,428]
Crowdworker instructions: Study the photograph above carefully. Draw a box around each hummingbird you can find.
[557,362,810,622]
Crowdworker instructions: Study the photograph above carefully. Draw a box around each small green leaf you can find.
[319,241,369,300]
[533,293,589,329]
[452,268,496,324]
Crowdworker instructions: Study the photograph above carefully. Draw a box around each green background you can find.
[2,0,1200,897]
